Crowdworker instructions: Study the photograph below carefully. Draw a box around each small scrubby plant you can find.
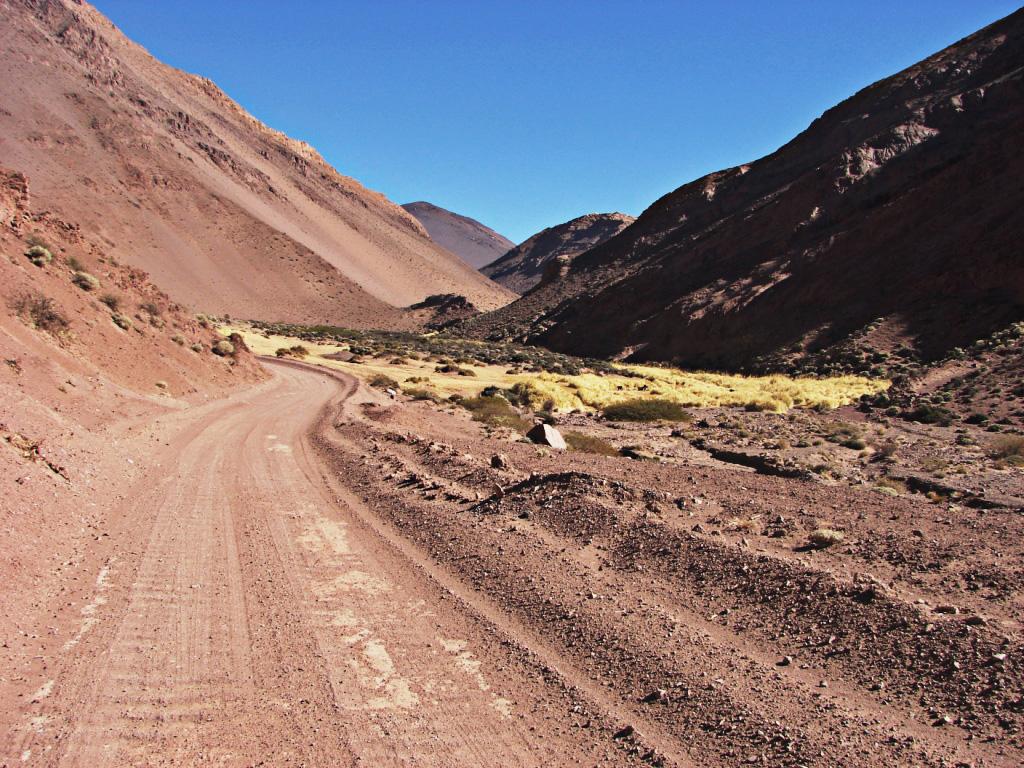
[112,313,133,330]
[602,398,691,422]
[71,271,100,291]
[24,245,52,267]
[564,432,619,456]
[212,339,235,356]
[10,291,68,334]
[808,528,845,549]
[99,293,121,311]
[990,435,1024,467]
[275,345,309,359]
[460,395,531,432]
[369,373,399,390]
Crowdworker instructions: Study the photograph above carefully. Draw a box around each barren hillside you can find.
[0,0,513,324]
[402,201,514,270]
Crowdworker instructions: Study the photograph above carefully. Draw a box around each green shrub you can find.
[10,292,68,334]
[212,339,235,356]
[602,398,691,422]
[841,437,867,450]
[112,313,133,330]
[171,333,186,345]
[565,432,619,456]
[71,271,100,291]
[25,245,52,267]
[190,342,204,353]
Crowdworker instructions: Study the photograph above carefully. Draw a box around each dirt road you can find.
[5,360,1022,768]
[2,363,629,767]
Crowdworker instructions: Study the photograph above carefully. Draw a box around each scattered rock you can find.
[526,423,567,450]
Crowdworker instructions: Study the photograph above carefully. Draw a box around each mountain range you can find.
[465,9,1024,371]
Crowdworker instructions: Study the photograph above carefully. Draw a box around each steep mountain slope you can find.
[0,0,512,325]
[467,9,1024,370]
[481,213,635,293]
[402,201,514,270]
[0,165,265,625]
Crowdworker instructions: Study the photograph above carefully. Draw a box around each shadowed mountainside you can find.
[465,9,1024,370]
[481,212,635,294]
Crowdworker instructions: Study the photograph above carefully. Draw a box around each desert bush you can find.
[212,339,235,356]
[602,398,691,422]
[564,432,619,456]
[368,373,399,390]
[140,300,161,317]
[905,404,954,426]
[112,313,133,330]
[71,271,99,291]
[190,342,203,353]
[275,345,309,359]
[841,437,867,450]
[403,387,440,402]
[460,396,531,432]
[10,292,69,334]
[66,255,84,271]
[24,245,52,266]
[99,293,121,311]
[171,334,186,345]
[808,528,845,548]
[990,435,1024,467]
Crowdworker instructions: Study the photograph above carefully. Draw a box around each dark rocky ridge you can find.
[465,9,1024,371]
[402,201,515,270]
[481,212,635,294]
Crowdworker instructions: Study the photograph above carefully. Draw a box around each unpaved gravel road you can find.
[5,360,1023,768]
[2,363,629,767]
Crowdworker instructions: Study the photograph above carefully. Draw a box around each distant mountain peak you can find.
[402,202,514,270]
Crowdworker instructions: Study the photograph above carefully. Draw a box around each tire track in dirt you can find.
[4,363,632,767]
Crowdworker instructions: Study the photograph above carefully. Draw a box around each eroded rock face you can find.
[481,213,635,294]
[468,9,1024,370]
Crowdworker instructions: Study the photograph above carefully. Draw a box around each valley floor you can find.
[2,360,1022,767]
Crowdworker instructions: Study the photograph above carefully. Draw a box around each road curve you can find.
[4,362,616,767]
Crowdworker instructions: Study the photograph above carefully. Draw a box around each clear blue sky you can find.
[93,1,1020,243]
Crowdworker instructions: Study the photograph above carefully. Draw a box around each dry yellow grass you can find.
[225,326,888,413]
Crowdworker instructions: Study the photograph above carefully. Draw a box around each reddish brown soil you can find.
[4,356,1020,766]
[0,1,513,325]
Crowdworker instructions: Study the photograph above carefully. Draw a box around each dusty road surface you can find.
[1,364,638,767]
[5,360,1023,768]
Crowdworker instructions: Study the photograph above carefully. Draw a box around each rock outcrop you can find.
[481,213,635,294]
